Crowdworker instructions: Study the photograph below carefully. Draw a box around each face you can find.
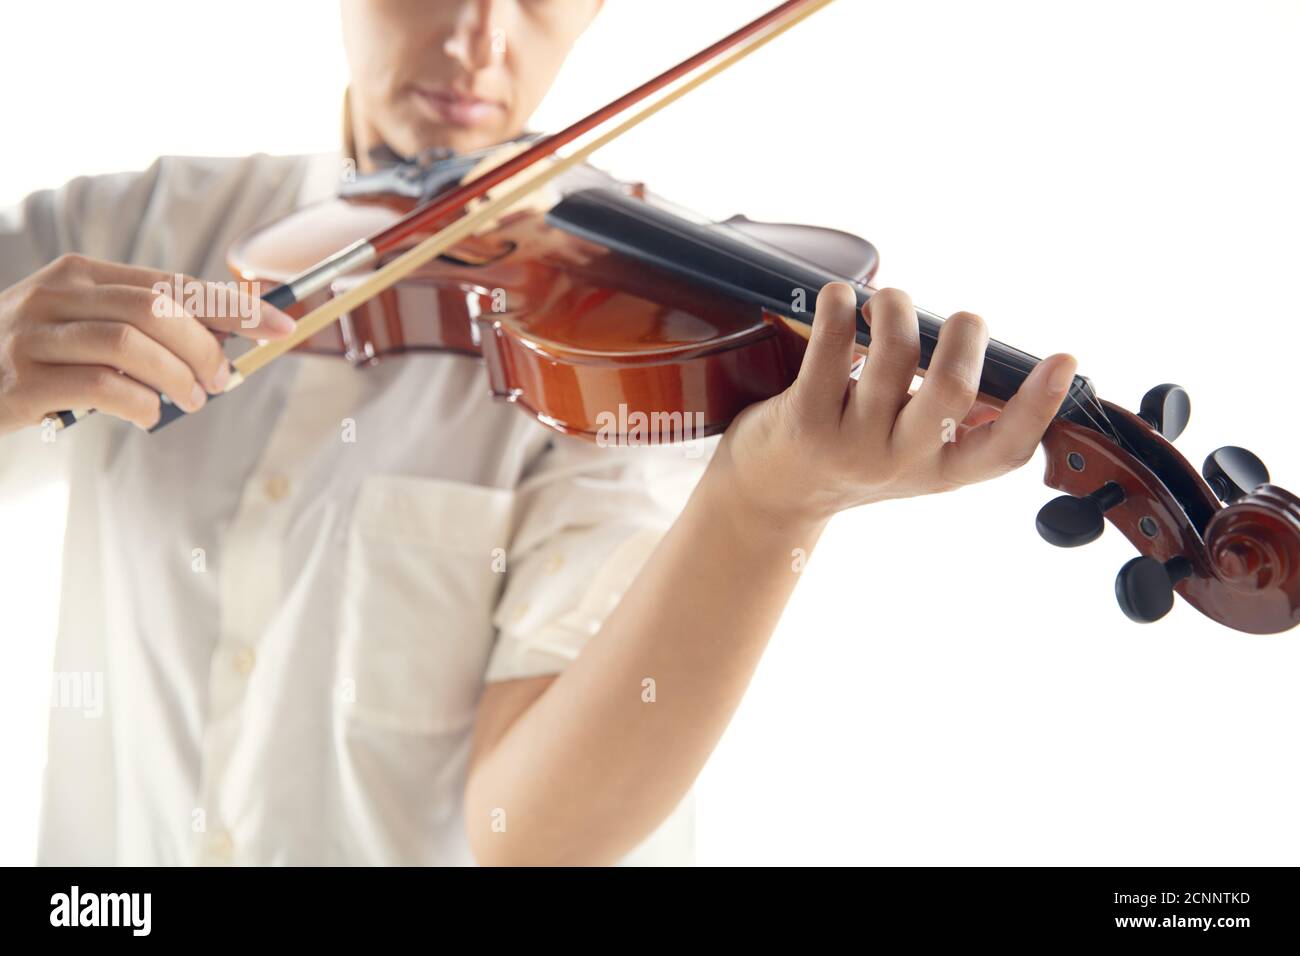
[341,0,603,165]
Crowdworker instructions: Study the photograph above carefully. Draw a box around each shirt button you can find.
[231,645,256,676]
[208,831,234,861]
[544,553,565,575]
[264,475,291,502]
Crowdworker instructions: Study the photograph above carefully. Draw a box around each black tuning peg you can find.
[1202,446,1269,503]
[1115,555,1193,623]
[1036,482,1126,548]
[1138,384,1191,441]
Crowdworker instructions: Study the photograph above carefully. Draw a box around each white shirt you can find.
[0,152,712,865]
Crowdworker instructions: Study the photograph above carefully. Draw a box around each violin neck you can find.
[549,188,1077,405]
[853,295,1045,406]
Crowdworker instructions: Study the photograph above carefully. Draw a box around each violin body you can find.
[229,168,879,441]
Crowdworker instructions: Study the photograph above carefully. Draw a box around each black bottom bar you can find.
[7,866,1297,943]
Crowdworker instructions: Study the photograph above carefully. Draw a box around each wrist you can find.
[695,444,830,555]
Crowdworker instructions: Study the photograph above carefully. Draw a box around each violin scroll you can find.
[1202,483,1300,609]
[1038,389,1300,634]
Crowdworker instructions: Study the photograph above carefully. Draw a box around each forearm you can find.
[465,449,827,866]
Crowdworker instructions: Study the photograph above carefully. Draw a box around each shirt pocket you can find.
[336,474,515,735]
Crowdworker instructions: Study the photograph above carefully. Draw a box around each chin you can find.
[390,116,510,158]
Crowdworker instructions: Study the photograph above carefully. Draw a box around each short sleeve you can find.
[0,165,169,290]
[485,433,718,682]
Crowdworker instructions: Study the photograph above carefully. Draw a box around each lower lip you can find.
[414,90,502,127]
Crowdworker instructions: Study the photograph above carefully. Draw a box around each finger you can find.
[45,284,233,393]
[27,320,208,413]
[47,254,180,291]
[790,282,860,426]
[29,363,163,431]
[169,283,297,341]
[934,404,1001,444]
[58,258,295,341]
[895,310,988,451]
[942,353,1078,484]
[960,400,1002,431]
[139,277,295,341]
[855,288,921,423]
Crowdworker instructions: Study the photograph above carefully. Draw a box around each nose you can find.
[443,0,504,72]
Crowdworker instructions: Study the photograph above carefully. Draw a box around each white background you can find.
[2,0,1299,865]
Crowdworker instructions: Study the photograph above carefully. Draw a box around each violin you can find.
[226,145,1300,636]
[51,0,1300,634]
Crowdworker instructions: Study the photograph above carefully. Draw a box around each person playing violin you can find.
[0,0,1076,865]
